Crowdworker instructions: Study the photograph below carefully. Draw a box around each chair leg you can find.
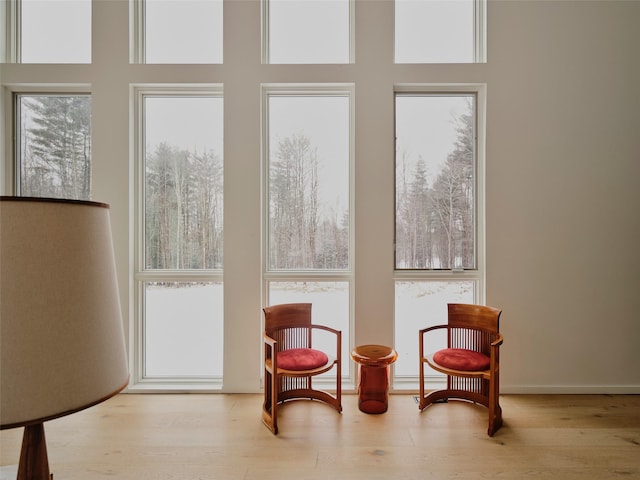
[420,377,502,437]
[487,375,502,436]
[418,358,451,410]
[488,403,503,436]
[336,360,343,412]
[418,360,425,410]
[262,370,278,435]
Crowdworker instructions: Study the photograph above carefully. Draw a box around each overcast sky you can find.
[20,0,473,64]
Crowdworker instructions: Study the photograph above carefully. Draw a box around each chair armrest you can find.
[310,324,341,336]
[264,333,277,369]
[489,333,504,366]
[310,325,342,363]
[419,324,447,335]
[419,325,447,360]
[489,333,503,375]
[264,332,277,348]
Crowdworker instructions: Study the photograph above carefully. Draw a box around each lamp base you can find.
[18,423,52,480]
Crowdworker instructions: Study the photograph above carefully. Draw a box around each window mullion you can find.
[474,0,487,63]
[129,0,144,64]
[3,0,19,63]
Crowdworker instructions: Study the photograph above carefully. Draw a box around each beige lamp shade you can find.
[1,197,129,429]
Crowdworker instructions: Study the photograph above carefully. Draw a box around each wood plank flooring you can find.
[1,394,639,479]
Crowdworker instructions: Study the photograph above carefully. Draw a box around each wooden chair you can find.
[262,303,342,434]
[419,303,504,436]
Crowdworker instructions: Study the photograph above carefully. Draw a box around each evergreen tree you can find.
[21,95,91,199]
[397,101,474,269]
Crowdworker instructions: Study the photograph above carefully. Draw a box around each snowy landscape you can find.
[144,281,474,382]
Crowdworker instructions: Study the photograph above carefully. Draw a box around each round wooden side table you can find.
[351,344,398,414]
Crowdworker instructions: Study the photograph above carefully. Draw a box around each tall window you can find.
[264,0,352,64]
[15,93,92,200]
[263,85,354,365]
[394,0,485,63]
[19,0,91,63]
[135,87,224,383]
[134,0,223,64]
[393,87,485,384]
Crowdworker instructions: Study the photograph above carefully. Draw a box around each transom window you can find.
[18,0,91,63]
[133,0,223,64]
[264,0,352,64]
[395,0,485,64]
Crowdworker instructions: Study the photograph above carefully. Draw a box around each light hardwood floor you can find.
[1,394,639,479]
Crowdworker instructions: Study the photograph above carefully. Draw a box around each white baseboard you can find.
[501,384,640,394]
[392,380,640,395]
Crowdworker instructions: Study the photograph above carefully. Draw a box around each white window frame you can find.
[129,0,144,64]
[1,0,18,63]
[392,83,486,390]
[474,0,487,63]
[6,84,92,197]
[131,84,224,391]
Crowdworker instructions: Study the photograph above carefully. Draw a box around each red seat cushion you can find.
[433,348,490,371]
[278,348,329,371]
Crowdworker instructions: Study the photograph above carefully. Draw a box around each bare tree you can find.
[145,144,223,270]
[269,133,320,269]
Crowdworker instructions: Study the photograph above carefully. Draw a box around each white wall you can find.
[486,1,640,392]
[2,0,639,393]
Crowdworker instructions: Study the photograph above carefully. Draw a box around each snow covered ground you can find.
[144,280,474,380]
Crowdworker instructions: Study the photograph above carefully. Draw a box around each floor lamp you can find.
[0,197,129,480]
